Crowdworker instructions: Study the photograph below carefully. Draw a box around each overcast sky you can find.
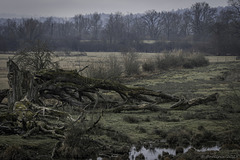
[0,0,228,18]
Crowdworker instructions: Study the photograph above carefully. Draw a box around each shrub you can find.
[153,129,167,138]
[155,51,185,70]
[106,54,123,79]
[13,40,59,72]
[58,120,101,159]
[122,48,140,75]
[123,115,139,123]
[187,53,209,68]
[136,126,147,133]
[86,54,122,80]
[142,59,155,72]
[155,50,209,70]
[183,60,195,69]
[86,60,108,79]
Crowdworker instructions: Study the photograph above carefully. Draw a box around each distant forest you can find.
[0,1,240,55]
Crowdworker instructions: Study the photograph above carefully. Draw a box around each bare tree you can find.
[18,18,42,46]
[162,12,181,41]
[13,40,58,72]
[228,0,240,37]
[104,12,126,44]
[74,14,90,40]
[89,12,102,40]
[122,48,140,75]
[190,2,216,41]
[142,10,162,40]
[179,10,192,39]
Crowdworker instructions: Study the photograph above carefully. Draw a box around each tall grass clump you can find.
[55,115,102,159]
[122,48,140,75]
[107,54,123,78]
[86,54,122,80]
[142,59,155,72]
[155,50,185,70]
[155,50,209,70]
[183,53,209,69]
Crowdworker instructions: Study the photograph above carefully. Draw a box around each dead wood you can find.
[3,59,220,141]
[108,103,159,113]
[170,93,219,110]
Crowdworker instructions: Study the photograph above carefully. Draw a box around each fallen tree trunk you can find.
[26,68,180,107]
[107,103,159,113]
[7,59,218,112]
[170,93,219,110]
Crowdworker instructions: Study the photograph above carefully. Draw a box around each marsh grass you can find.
[123,115,140,123]
[142,59,155,72]
[86,54,122,80]
[122,49,141,75]
[155,50,209,70]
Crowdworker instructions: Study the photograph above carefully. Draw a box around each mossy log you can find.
[108,104,159,113]
[7,59,219,112]
[170,93,219,110]
[30,69,179,107]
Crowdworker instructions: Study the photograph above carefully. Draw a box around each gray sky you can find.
[0,0,228,18]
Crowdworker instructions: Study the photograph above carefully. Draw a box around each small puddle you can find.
[129,145,221,160]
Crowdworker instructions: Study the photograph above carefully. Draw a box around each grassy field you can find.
[0,52,240,159]
[0,52,238,89]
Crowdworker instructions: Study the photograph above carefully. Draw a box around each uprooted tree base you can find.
[0,60,219,159]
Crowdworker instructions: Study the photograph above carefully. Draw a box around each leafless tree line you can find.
[0,1,240,55]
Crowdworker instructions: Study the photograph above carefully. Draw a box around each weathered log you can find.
[7,59,219,113]
[108,103,159,113]
[32,69,180,106]
[170,93,219,110]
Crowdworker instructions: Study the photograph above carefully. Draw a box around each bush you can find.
[13,40,59,72]
[106,54,123,79]
[155,51,185,70]
[57,119,101,159]
[153,129,167,138]
[155,50,209,70]
[87,60,108,79]
[187,53,209,68]
[122,48,140,75]
[123,115,139,123]
[183,60,195,69]
[142,59,155,72]
[86,54,122,80]
[136,126,147,133]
